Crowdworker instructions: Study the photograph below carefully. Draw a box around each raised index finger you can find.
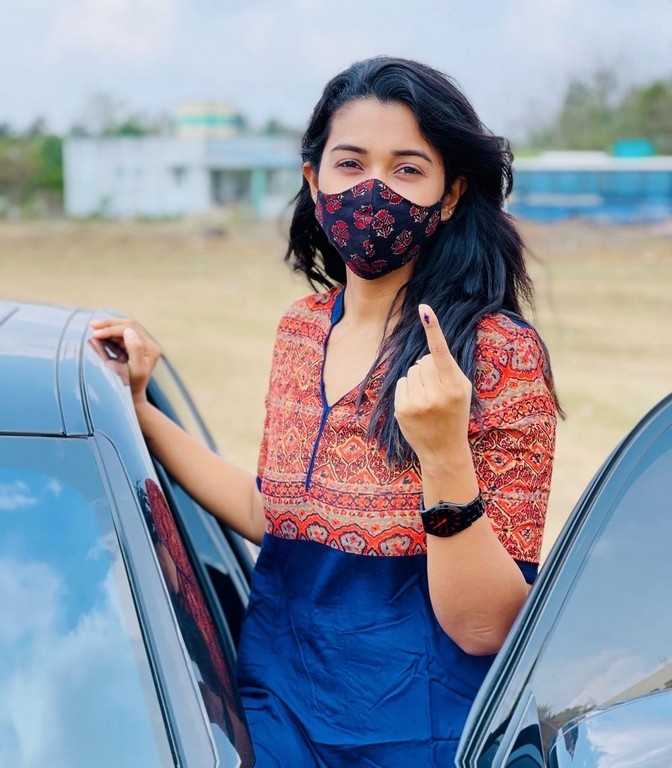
[418,304,456,379]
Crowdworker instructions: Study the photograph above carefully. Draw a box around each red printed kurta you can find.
[257,286,556,564]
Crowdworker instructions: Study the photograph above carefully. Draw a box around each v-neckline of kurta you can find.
[319,288,387,411]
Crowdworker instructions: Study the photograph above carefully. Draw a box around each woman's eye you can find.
[336,159,361,169]
[398,165,422,175]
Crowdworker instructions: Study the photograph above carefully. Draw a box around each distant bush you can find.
[526,70,672,154]
[0,132,63,216]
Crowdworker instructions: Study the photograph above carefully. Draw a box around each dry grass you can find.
[1,216,670,559]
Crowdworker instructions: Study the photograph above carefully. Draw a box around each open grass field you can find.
[1,217,670,559]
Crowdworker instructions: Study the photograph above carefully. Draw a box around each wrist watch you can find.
[420,493,485,537]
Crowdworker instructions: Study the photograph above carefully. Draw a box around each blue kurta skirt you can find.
[236,534,514,767]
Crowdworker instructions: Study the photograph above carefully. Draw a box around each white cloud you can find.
[501,0,672,86]
[85,530,118,562]
[0,558,62,646]
[587,719,672,768]
[535,647,652,712]
[0,481,38,511]
[45,0,176,61]
[567,650,651,709]
[239,7,277,57]
[46,478,63,497]
[3,0,672,134]
[0,553,163,767]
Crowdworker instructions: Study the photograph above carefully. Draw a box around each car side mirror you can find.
[548,689,672,768]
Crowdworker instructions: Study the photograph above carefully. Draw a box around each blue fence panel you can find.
[511,166,672,223]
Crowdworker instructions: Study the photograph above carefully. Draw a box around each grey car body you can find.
[1,299,670,767]
[0,300,254,767]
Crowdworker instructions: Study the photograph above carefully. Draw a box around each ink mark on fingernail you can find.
[423,313,431,325]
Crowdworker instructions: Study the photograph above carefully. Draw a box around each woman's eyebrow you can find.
[330,144,366,154]
[392,149,434,163]
[330,144,433,163]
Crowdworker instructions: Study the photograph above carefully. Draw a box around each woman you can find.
[92,56,559,766]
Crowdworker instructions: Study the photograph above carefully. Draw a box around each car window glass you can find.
[150,358,212,446]
[148,357,259,570]
[136,477,254,766]
[528,425,672,751]
[0,437,174,768]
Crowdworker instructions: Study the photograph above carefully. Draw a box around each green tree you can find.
[525,70,672,153]
[0,139,39,204]
[0,126,63,211]
[70,93,166,137]
[528,69,620,150]
[261,118,301,139]
[617,79,672,153]
[33,135,63,193]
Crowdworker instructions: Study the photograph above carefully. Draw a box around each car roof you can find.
[0,299,120,437]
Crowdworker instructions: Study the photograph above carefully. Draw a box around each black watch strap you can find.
[420,494,484,537]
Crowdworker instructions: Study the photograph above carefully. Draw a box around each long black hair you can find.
[285,56,560,465]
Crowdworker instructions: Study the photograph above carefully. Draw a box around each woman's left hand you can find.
[394,304,472,467]
[89,317,162,405]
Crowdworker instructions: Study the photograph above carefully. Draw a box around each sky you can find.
[0,467,171,767]
[3,0,672,140]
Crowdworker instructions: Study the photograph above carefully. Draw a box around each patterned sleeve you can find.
[256,336,280,486]
[256,403,271,492]
[256,293,316,485]
[256,288,337,487]
[468,316,557,565]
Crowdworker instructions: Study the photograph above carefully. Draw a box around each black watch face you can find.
[422,498,484,537]
[423,507,462,537]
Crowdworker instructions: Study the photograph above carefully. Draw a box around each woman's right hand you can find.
[90,318,162,404]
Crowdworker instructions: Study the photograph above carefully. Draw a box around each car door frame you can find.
[456,393,672,767]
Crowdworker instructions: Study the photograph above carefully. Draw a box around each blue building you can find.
[510,151,672,223]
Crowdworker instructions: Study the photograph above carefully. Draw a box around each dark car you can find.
[456,385,672,766]
[0,300,255,768]
[1,299,671,768]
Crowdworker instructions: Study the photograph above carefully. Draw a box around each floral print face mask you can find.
[315,179,443,280]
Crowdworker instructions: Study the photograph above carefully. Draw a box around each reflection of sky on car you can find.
[0,451,172,768]
[585,721,672,768]
[532,429,672,715]
[555,694,672,767]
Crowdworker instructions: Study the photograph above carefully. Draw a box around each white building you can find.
[63,133,302,220]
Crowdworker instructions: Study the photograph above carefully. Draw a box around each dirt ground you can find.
[1,216,670,560]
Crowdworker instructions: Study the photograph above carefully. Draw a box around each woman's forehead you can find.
[326,98,439,159]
